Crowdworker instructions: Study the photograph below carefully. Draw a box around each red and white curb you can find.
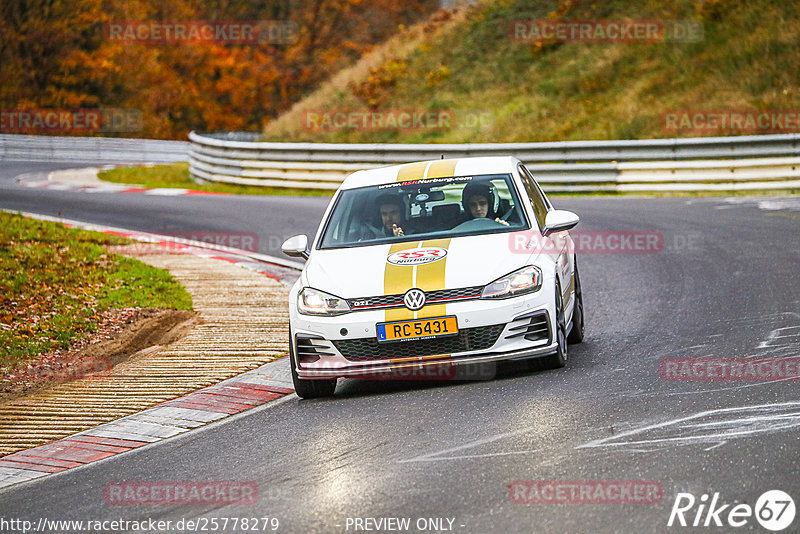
[0,358,294,490]
[0,212,302,490]
[18,167,226,196]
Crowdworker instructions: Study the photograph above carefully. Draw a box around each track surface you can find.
[1,160,799,533]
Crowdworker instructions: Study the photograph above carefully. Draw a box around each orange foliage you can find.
[0,0,438,138]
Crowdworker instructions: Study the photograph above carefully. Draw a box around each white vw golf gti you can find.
[282,156,584,398]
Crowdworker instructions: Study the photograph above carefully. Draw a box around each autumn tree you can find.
[1,0,439,138]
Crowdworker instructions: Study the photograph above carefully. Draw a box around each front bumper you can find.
[296,340,558,379]
[290,293,557,380]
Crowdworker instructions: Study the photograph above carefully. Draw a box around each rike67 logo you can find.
[668,490,795,531]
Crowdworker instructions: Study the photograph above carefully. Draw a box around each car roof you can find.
[339,156,521,190]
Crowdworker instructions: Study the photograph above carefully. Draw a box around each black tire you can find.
[567,262,584,344]
[289,332,337,399]
[536,281,568,370]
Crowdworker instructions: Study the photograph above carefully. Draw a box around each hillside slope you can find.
[263,0,799,143]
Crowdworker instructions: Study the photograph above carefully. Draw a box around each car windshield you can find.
[318,173,528,249]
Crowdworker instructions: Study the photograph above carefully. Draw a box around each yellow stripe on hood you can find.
[415,238,451,319]
[425,158,459,179]
[383,159,458,321]
[397,161,429,182]
[384,242,418,321]
[383,239,452,321]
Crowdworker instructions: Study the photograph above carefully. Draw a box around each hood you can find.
[304,232,537,299]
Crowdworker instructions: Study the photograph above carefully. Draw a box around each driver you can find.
[461,182,509,226]
[375,193,410,236]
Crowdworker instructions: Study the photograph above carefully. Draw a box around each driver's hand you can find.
[392,224,404,236]
[495,218,510,226]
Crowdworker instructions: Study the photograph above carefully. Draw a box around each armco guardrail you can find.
[188,132,800,192]
[0,134,188,164]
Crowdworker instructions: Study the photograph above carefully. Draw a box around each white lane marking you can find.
[757,326,800,349]
[404,450,540,462]
[399,426,538,463]
[657,311,799,361]
[576,401,800,451]
[650,376,798,397]
[720,197,800,211]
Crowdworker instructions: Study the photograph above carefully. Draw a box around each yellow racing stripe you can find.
[384,160,458,322]
[425,158,459,179]
[396,161,429,182]
[384,242,417,321]
[415,238,451,318]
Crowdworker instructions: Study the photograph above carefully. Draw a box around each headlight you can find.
[298,287,351,316]
[481,265,542,299]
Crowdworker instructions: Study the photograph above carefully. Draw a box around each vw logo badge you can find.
[403,288,426,311]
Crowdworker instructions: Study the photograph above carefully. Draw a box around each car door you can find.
[518,163,575,313]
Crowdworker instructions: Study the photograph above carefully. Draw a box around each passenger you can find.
[375,193,410,237]
[461,182,509,226]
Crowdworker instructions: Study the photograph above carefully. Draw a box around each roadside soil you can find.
[0,308,200,404]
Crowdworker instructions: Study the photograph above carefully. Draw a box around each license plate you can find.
[376,316,458,343]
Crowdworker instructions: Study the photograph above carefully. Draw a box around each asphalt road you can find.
[1,161,799,533]
[0,161,328,256]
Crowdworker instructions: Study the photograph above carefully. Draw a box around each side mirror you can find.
[542,210,579,237]
[281,234,309,260]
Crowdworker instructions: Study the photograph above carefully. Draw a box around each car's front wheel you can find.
[289,331,337,399]
[568,262,584,344]
[534,281,568,371]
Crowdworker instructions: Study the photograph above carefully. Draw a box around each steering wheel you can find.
[451,217,508,232]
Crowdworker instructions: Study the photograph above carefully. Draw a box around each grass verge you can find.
[97,163,334,197]
[0,212,192,370]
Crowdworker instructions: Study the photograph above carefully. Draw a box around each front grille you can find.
[332,324,504,362]
[296,335,335,364]
[347,286,483,310]
[348,294,403,308]
[428,286,484,301]
[505,311,550,343]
